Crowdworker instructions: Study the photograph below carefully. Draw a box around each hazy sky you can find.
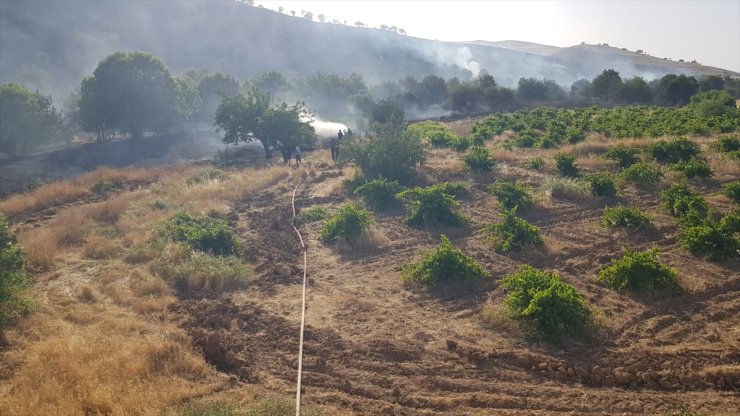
[261,0,740,72]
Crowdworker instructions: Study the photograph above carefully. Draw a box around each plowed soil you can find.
[172,156,739,415]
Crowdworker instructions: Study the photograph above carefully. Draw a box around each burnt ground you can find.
[171,161,740,415]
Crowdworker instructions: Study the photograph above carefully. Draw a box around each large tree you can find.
[657,74,699,106]
[79,51,180,140]
[194,72,239,123]
[0,83,62,157]
[618,76,653,104]
[214,90,316,158]
[592,69,623,101]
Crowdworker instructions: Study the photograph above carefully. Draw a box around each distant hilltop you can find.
[1,0,736,99]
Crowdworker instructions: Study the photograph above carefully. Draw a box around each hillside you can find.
[1,119,738,414]
[1,1,736,100]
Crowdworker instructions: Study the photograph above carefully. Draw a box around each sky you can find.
[260,0,740,72]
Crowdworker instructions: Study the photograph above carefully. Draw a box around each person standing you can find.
[294,145,302,165]
[282,146,291,166]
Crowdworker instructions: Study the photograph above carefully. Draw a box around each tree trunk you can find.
[261,139,272,159]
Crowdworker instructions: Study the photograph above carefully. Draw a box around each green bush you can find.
[341,174,367,193]
[319,203,374,243]
[661,181,710,224]
[587,172,617,197]
[712,134,739,153]
[597,247,680,292]
[186,169,225,186]
[525,157,546,170]
[297,206,327,222]
[407,121,459,148]
[619,162,662,188]
[437,181,469,198]
[152,244,252,292]
[603,144,640,168]
[1,213,35,326]
[601,205,652,229]
[553,154,579,177]
[721,181,740,203]
[90,176,124,194]
[489,180,535,211]
[354,178,403,210]
[462,146,497,172]
[502,265,591,338]
[400,234,488,287]
[670,159,712,178]
[159,211,244,256]
[397,184,467,228]
[487,208,543,252]
[680,216,738,261]
[648,137,700,163]
[339,124,425,183]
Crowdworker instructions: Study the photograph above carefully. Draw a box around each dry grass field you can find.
[0,127,738,415]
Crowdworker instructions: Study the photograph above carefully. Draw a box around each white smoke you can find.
[455,46,481,77]
[310,118,348,139]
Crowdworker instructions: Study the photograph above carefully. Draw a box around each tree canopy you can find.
[214,89,316,158]
[79,51,180,140]
[0,83,62,157]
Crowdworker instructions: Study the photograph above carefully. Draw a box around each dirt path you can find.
[173,164,739,415]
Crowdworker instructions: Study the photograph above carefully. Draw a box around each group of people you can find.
[330,128,352,161]
[281,145,302,166]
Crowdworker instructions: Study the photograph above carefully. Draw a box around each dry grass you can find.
[82,236,124,260]
[540,176,592,201]
[17,228,57,271]
[51,209,89,246]
[0,181,90,218]
[86,195,131,223]
[0,166,161,218]
[337,228,389,254]
[0,306,215,416]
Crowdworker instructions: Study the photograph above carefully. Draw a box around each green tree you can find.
[618,76,653,104]
[340,124,425,183]
[1,213,35,326]
[657,74,699,106]
[592,69,623,101]
[689,90,737,117]
[0,83,62,157]
[214,90,316,158]
[79,51,180,140]
[195,72,239,123]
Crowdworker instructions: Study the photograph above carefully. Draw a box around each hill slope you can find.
[1,1,736,100]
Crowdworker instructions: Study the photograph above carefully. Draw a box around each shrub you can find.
[619,162,662,188]
[397,184,467,228]
[159,211,244,256]
[601,205,652,229]
[661,181,710,224]
[712,134,739,153]
[502,266,591,338]
[401,234,488,287]
[90,176,124,194]
[648,137,700,163]
[721,181,740,203]
[597,247,680,292]
[342,174,367,192]
[297,206,327,222]
[152,244,252,292]
[554,154,579,177]
[541,176,591,200]
[587,172,617,197]
[407,121,459,148]
[437,182,469,198]
[339,124,425,183]
[670,159,712,178]
[525,157,546,170]
[354,178,402,210]
[186,169,225,186]
[319,203,374,243]
[487,208,543,252]
[603,144,640,168]
[680,217,738,261]
[1,213,35,326]
[489,180,535,211]
[462,146,497,172]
